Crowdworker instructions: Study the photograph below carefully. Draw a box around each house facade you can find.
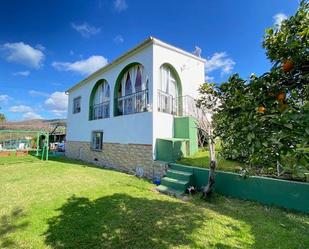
[65,37,205,178]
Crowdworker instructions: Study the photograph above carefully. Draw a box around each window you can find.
[89,80,110,120]
[73,97,81,114]
[91,131,103,151]
[160,65,178,98]
[158,65,180,115]
[116,64,149,115]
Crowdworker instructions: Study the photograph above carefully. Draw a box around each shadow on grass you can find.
[44,193,205,249]
[193,194,309,249]
[0,208,29,248]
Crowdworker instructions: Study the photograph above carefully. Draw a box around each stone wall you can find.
[65,141,167,179]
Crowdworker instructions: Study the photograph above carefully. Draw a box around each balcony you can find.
[89,101,110,120]
[157,90,209,120]
[157,90,178,115]
[116,89,149,116]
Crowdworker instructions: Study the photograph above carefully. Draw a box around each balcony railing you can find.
[157,90,178,115]
[89,101,110,120]
[116,89,149,116]
[157,91,210,121]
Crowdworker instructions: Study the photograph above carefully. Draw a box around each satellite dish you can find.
[193,46,202,57]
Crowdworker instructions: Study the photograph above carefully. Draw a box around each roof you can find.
[66,36,206,93]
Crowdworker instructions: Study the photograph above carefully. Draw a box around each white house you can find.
[65,37,206,178]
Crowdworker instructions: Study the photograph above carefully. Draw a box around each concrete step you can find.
[156,185,183,197]
[169,163,194,173]
[166,169,192,181]
[160,177,189,192]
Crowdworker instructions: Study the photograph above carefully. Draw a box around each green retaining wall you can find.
[170,163,309,213]
[174,117,198,155]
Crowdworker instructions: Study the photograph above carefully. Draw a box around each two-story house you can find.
[65,37,206,178]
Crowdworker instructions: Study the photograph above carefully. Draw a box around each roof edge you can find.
[66,36,206,93]
[66,37,154,93]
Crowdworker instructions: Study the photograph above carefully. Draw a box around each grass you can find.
[177,149,243,173]
[0,156,308,249]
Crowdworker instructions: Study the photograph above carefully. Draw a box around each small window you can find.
[73,97,81,114]
[91,131,103,151]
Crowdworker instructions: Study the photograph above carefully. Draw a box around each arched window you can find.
[125,72,132,95]
[158,64,181,114]
[135,66,142,92]
[115,64,149,115]
[89,79,110,120]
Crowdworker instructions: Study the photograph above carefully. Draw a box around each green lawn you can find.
[0,156,308,249]
[177,150,243,173]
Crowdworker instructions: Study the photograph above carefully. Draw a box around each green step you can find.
[160,177,189,192]
[156,185,183,197]
[166,169,192,181]
[169,163,194,173]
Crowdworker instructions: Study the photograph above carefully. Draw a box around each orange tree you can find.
[198,1,309,179]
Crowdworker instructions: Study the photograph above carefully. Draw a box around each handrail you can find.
[117,89,148,100]
[116,89,149,116]
[157,90,211,120]
[90,100,110,108]
[89,101,110,120]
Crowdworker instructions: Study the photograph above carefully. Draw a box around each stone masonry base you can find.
[65,141,167,179]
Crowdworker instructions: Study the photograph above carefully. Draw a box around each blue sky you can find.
[0,0,299,121]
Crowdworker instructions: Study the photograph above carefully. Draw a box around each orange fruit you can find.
[283,60,294,72]
[276,92,285,102]
[258,106,266,113]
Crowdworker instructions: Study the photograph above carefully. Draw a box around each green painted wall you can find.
[156,138,188,162]
[170,163,309,213]
[174,117,198,155]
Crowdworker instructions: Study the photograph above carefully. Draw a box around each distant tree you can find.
[0,107,6,123]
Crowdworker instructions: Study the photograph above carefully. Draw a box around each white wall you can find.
[152,42,205,155]
[67,112,153,144]
[67,46,153,144]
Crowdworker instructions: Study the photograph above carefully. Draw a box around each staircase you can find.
[156,164,193,197]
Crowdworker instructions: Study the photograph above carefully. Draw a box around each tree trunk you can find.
[202,128,216,198]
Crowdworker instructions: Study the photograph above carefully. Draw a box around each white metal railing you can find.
[90,101,110,120]
[157,90,178,115]
[157,91,210,122]
[116,89,148,115]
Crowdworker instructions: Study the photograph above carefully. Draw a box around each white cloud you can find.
[71,22,101,38]
[9,105,33,113]
[114,0,128,12]
[273,13,287,27]
[29,90,49,97]
[52,55,108,75]
[35,44,45,51]
[23,111,42,120]
[44,91,68,117]
[114,35,124,44]
[9,105,42,119]
[14,70,30,76]
[1,42,44,68]
[205,52,235,75]
[0,94,10,104]
[205,75,214,82]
